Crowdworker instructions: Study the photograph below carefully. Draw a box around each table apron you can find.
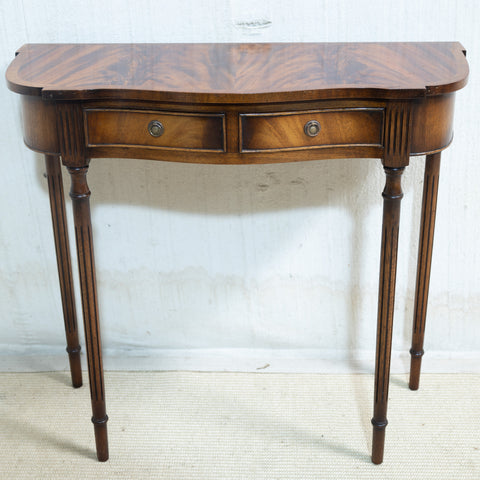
[20,95,455,166]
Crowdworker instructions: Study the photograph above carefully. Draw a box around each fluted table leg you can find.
[45,155,82,388]
[371,167,404,464]
[409,153,441,390]
[68,166,109,462]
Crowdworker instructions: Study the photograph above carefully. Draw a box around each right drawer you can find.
[240,108,384,152]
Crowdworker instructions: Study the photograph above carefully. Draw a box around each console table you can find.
[6,42,468,464]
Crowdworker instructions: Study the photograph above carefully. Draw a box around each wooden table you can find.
[6,42,469,464]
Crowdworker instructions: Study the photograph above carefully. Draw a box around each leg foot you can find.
[409,348,424,391]
[92,415,109,461]
[371,419,388,464]
[66,346,82,388]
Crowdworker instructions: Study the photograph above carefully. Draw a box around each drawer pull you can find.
[148,120,164,137]
[304,120,320,137]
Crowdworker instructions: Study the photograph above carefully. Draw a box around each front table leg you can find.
[68,166,109,462]
[371,167,404,464]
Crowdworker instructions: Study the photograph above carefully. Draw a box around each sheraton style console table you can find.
[6,42,468,464]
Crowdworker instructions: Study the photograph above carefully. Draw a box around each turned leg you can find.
[409,153,441,390]
[45,155,82,388]
[68,166,109,462]
[371,167,404,464]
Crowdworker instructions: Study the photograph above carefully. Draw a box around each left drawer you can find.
[85,109,225,152]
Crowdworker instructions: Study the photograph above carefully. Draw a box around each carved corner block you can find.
[383,102,413,168]
[56,103,88,167]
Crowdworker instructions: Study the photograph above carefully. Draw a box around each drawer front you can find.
[85,109,225,152]
[240,109,384,152]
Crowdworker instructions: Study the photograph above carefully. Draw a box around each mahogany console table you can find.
[6,42,468,464]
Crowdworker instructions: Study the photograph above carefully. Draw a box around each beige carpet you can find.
[0,372,478,479]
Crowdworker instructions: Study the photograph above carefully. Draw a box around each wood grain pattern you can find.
[411,94,455,155]
[18,95,460,163]
[85,109,225,152]
[240,108,383,152]
[6,43,468,103]
[22,96,59,154]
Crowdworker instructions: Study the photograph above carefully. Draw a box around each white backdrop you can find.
[1,0,479,373]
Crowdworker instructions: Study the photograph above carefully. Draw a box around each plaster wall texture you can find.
[0,0,478,372]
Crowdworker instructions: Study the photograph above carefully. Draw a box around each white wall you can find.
[1,0,479,373]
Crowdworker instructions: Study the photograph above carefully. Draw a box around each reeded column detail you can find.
[45,155,82,388]
[68,165,109,462]
[372,166,404,464]
[409,153,441,390]
[383,102,412,168]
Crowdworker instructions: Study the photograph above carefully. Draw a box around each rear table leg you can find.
[409,153,441,390]
[45,154,82,388]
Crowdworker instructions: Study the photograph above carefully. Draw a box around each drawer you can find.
[85,109,225,152]
[240,109,384,152]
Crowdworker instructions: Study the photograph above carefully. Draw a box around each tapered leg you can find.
[68,166,109,462]
[409,153,441,390]
[45,155,82,388]
[371,167,404,464]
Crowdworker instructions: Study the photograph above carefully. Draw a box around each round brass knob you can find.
[148,120,164,137]
[304,120,321,137]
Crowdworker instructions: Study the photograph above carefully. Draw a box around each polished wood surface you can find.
[21,96,58,154]
[7,43,468,103]
[85,109,225,152]
[410,94,455,155]
[6,42,468,465]
[240,108,383,152]
[16,95,460,166]
[16,94,459,165]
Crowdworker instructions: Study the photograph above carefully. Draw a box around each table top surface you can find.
[6,42,468,104]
